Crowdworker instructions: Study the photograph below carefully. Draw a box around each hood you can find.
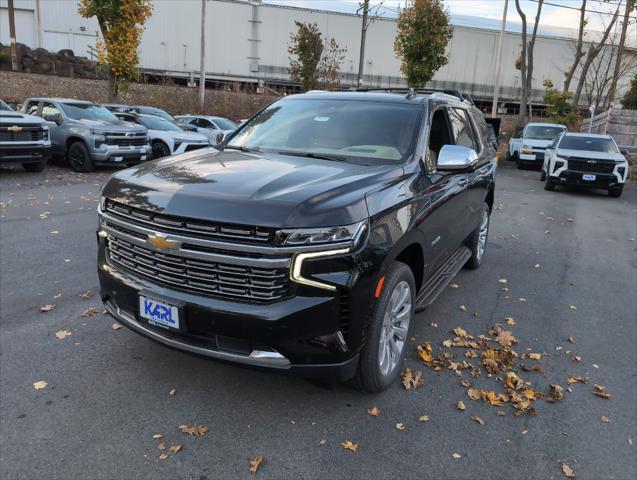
[521,138,554,148]
[67,118,147,134]
[0,111,47,125]
[557,148,626,162]
[158,130,208,142]
[102,149,402,228]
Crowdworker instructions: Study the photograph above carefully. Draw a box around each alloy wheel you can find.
[378,280,412,377]
[476,207,489,261]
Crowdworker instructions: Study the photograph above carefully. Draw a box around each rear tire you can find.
[544,174,555,191]
[352,262,415,393]
[608,185,623,198]
[151,141,171,159]
[67,141,94,172]
[22,162,45,172]
[465,203,490,269]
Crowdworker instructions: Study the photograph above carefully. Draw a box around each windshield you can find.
[137,107,173,121]
[0,100,13,112]
[213,118,238,130]
[60,103,118,121]
[227,98,423,163]
[139,115,181,132]
[559,136,618,153]
[524,125,565,140]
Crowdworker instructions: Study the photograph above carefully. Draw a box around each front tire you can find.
[151,141,171,159]
[608,185,623,198]
[544,174,555,191]
[540,166,546,181]
[465,203,490,269]
[353,262,415,393]
[67,141,93,172]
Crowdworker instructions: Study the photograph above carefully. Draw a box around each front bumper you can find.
[91,145,151,164]
[0,143,51,163]
[97,238,372,380]
[519,151,544,162]
[551,170,620,188]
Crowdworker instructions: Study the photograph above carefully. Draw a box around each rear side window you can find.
[448,108,478,151]
[25,102,40,116]
[41,102,61,117]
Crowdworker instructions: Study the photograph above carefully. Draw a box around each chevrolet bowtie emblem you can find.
[147,233,180,251]
[8,126,23,132]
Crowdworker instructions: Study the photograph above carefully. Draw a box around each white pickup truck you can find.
[507,122,567,169]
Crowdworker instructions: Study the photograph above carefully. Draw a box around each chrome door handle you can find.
[457,179,468,188]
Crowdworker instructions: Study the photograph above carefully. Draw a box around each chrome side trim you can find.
[99,209,352,255]
[103,300,291,368]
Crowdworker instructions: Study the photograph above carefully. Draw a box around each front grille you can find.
[0,125,44,142]
[106,235,290,302]
[105,135,147,147]
[339,291,351,338]
[105,199,275,244]
[567,158,615,174]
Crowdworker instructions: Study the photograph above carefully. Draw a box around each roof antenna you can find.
[405,88,415,99]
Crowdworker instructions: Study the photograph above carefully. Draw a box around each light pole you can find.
[491,0,509,118]
[357,0,370,87]
[199,0,207,111]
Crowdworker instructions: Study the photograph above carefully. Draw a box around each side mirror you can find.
[44,114,62,125]
[216,131,227,145]
[437,145,478,171]
[620,148,629,156]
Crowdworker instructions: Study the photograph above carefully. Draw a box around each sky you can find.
[263,0,633,35]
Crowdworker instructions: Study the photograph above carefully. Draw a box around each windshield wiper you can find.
[224,145,260,153]
[277,151,348,162]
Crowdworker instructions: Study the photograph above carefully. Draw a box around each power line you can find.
[528,0,628,17]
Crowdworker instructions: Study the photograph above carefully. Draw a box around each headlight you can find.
[520,146,533,155]
[98,196,106,212]
[276,221,367,247]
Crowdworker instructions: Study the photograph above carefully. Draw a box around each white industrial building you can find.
[1,0,635,109]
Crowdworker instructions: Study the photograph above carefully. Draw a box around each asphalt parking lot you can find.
[1,161,635,480]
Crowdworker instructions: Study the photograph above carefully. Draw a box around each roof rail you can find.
[352,87,474,105]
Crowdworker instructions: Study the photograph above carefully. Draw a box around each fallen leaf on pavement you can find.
[468,389,482,401]
[504,371,524,390]
[342,440,358,452]
[496,411,506,416]
[562,463,575,478]
[40,304,55,313]
[400,368,423,390]
[567,336,575,344]
[79,290,93,299]
[471,415,485,425]
[547,384,564,403]
[459,305,468,312]
[157,442,166,450]
[248,455,263,474]
[417,342,434,362]
[442,339,452,348]
[395,423,405,430]
[112,323,122,330]
[319,439,327,445]
[55,330,72,339]
[452,453,461,459]
[169,445,182,454]
[452,327,469,338]
[528,352,542,360]
[601,416,609,423]
[169,388,176,396]
[457,401,466,411]
[505,317,516,325]
[566,376,588,385]
[418,415,430,422]
[152,434,163,440]
[158,453,168,460]
[569,305,577,310]
[178,424,208,436]
[593,385,611,399]
[450,283,459,288]
[495,329,517,347]
[33,380,47,390]
[81,307,99,317]
[498,278,507,284]
[367,406,381,417]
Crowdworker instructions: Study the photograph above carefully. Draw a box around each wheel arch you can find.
[379,230,427,293]
[66,135,88,151]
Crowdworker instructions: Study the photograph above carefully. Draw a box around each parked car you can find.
[0,98,51,172]
[22,98,150,172]
[542,132,629,197]
[115,112,210,159]
[103,104,199,133]
[97,89,496,392]
[508,122,567,168]
[174,115,238,144]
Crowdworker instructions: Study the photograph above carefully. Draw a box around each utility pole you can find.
[491,0,508,117]
[35,0,43,48]
[7,0,19,71]
[199,0,207,111]
[357,0,369,87]
[606,0,633,107]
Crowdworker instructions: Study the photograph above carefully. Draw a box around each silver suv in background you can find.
[22,98,150,172]
[174,115,238,145]
[1,99,51,172]
[542,132,629,198]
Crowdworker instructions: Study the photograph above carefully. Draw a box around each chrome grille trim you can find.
[106,235,290,301]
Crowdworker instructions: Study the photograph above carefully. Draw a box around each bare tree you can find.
[563,0,587,93]
[514,0,544,123]
[571,5,621,107]
[606,0,636,106]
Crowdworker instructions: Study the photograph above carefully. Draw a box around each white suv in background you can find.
[508,122,567,168]
[116,113,210,159]
[175,115,238,145]
[542,132,629,198]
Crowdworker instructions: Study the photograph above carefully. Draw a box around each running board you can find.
[415,245,472,312]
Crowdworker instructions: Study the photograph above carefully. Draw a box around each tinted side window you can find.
[41,102,61,117]
[448,108,477,150]
[196,118,214,128]
[25,101,40,116]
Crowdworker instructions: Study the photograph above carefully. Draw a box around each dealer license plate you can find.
[139,295,179,329]
[582,174,596,181]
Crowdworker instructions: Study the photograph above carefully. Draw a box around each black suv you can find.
[97,89,496,392]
